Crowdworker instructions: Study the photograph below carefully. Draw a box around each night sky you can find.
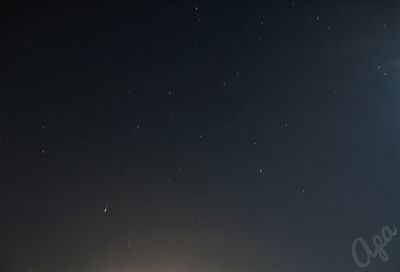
[3,1,400,271]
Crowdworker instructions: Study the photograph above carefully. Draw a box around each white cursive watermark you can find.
[351,225,398,268]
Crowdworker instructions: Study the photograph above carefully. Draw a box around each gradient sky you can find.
[3,1,400,271]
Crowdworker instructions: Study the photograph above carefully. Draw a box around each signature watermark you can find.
[351,225,398,268]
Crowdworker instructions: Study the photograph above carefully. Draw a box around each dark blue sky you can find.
[2,1,400,271]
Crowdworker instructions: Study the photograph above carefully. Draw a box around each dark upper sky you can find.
[2,1,400,271]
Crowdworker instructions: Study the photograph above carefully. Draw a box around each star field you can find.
[2,1,400,271]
